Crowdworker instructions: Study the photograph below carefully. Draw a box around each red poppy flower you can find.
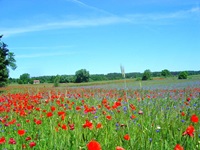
[68,123,75,130]
[124,134,130,140]
[130,114,136,119]
[18,129,25,136]
[51,106,56,112]
[26,137,31,141]
[116,146,125,150]
[29,141,36,148]
[182,125,195,137]
[190,114,199,123]
[106,115,112,120]
[87,140,102,150]
[96,123,102,129]
[174,144,184,150]
[35,119,42,125]
[181,112,185,116]
[186,97,191,102]
[62,124,68,130]
[57,111,65,116]
[76,106,81,111]
[9,138,16,144]
[46,112,53,117]
[83,120,93,130]
[0,136,6,144]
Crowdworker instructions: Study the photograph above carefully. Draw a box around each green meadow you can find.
[0,75,199,150]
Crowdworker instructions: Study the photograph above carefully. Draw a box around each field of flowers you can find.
[0,80,199,150]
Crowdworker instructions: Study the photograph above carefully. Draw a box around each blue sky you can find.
[1,0,200,78]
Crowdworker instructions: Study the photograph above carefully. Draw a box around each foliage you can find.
[19,73,31,84]
[7,70,200,85]
[53,75,60,87]
[0,84,199,149]
[178,71,188,79]
[142,69,152,80]
[161,69,171,77]
[75,69,90,83]
[0,35,17,87]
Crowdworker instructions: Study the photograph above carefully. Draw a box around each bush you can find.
[53,75,60,87]
[178,71,188,79]
[142,69,152,80]
[161,69,171,77]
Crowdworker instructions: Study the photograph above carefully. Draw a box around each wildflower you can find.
[35,119,42,125]
[26,137,31,141]
[46,112,53,117]
[174,144,184,150]
[87,140,101,150]
[138,110,143,115]
[116,146,125,150]
[18,129,25,136]
[123,106,128,112]
[183,125,195,137]
[130,114,136,119]
[68,123,75,130]
[181,112,185,116]
[191,114,199,123]
[186,97,191,102]
[124,134,130,140]
[0,136,6,144]
[76,106,81,111]
[62,124,68,130]
[9,138,16,144]
[29,141,36,148]
[22,144,26,149]
[57,111,65,116]
[96,123,102,129]
[83,120,93,130]
[106,115,112,120]
[51,106,56,112]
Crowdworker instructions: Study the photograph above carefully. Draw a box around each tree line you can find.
[8,69,200,85]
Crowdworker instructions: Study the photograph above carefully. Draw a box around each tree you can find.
[19,73,30,84]
[0,35,17,87]
[161,69,171,77]
[75,69,90,83]
[53,75,60,87]
[178,71,188,79]
[142,69,152,80]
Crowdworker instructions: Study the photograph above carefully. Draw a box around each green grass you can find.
[0,75,199,149]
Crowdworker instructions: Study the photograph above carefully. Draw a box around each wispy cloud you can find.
[1,16,128,37]
[16,51,78,58]
[1,6,199,37]
[126,7,200,25]
[11,45,74,50]
[67,0,114,16]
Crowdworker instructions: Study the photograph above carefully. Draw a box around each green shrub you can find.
[178,71,188,79]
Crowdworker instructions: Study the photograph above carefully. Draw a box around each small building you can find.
[33,80,40,84]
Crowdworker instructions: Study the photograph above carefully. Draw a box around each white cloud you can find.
[125,7,200,25]
[16,51,77,58]
[67,0,114,16]
[1,6,199,37]
[1,16,128,37]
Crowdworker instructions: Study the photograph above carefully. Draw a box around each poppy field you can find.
[0,80,199,150]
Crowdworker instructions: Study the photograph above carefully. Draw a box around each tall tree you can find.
[161,69,171,77]
[0,35,17,87]
[75,69,90,83]
[142,69,152,80]
[19,73,30,84]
